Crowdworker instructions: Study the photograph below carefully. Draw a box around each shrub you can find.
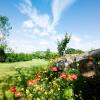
[0,48,6,62]
[65,48,84,54]
[5,53,33,62]
[32,51,58,60]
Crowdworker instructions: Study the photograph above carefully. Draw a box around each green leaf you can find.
[64,87,73,97]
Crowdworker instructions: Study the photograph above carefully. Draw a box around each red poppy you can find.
[71,74,77,80]
[60,72,66,78]
[15,92,21,97]
[10,86,16,92]
[67,74,77,81]
[51,67,58,72]
[67,75,73,81]
[28,80,36,86]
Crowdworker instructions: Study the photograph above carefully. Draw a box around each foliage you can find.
[0,15,11,49]
[5,53,33,62]
[0,15,11,62]
[45,49,58,60]
[57,33,71,56]
[32,51,58,60]
[0,47,6,62]
[45,48,51,60]
[0,63,79,100]
[0,50,58,62]
[0,58,98,99]
[32,51,46,59]
[65,48,84,54]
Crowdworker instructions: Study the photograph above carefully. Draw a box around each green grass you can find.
[0,59,48,78]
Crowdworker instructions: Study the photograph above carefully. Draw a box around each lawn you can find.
[0,59,48,78]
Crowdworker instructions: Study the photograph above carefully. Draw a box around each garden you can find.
[0,60,81,100]
[0,56,99,100]
[0,13,100,100]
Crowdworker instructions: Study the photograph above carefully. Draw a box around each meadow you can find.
[0,59,48,78]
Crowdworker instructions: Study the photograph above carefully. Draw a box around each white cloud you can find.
[8,39,34,53]
[71,35,81,43]
[39,40,49,45]
[69,35,82,49]
[52,0,76,27]
[18,0,51,35]
[9,0,77,52]
[32,28,49,36]
[18,0,76,36]
[68,35,100,51]
[22,20,34,28]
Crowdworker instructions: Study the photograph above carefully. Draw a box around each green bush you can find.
[5,53,33,62]
[0,48,6,62]
[32,51,58,60]
[4,51,58,62]
[32,51,46,59]
[65,48,84,54]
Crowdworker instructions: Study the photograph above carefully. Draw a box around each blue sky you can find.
[0,0,100,53]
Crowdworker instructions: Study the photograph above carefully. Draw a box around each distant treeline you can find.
[0,49,58,62]
[0,48,84,62]
[5,51,58,62]
[65,48,84,54]
[5,53,33,62]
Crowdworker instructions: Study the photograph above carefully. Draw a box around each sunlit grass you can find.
[0,59,48,78]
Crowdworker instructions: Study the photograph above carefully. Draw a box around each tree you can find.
[0,15,11,62]
[45,48,51,60]
[65,48,84,54]
[57,33,71,56]
[0,15,11,49]
[0,48,6,62]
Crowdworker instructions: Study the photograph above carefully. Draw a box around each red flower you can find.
[60,72,66,78]
[71,74,77,80]
[28,80,36,86]
[67,75,73,81]
[10,86,16,92]
[67,74,77,81]
[15,92,21,97]
[51,67,58,72]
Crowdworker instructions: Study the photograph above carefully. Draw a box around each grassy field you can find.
[0,59,48,78]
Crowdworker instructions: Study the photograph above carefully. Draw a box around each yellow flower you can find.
[35,85,43,91]
[52,81,59,87]
[45,78,48,80]
[44,91,48,95]
[58,88,60,91]
[27,94,32,100]
[49,89,53,94]
[36,98,40,100]
[26,89,30,94]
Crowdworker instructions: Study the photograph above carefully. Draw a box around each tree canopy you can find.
[0,15,12,49]
[57,33,71,56]
[0,15,11,62]
[65,48,84,54]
